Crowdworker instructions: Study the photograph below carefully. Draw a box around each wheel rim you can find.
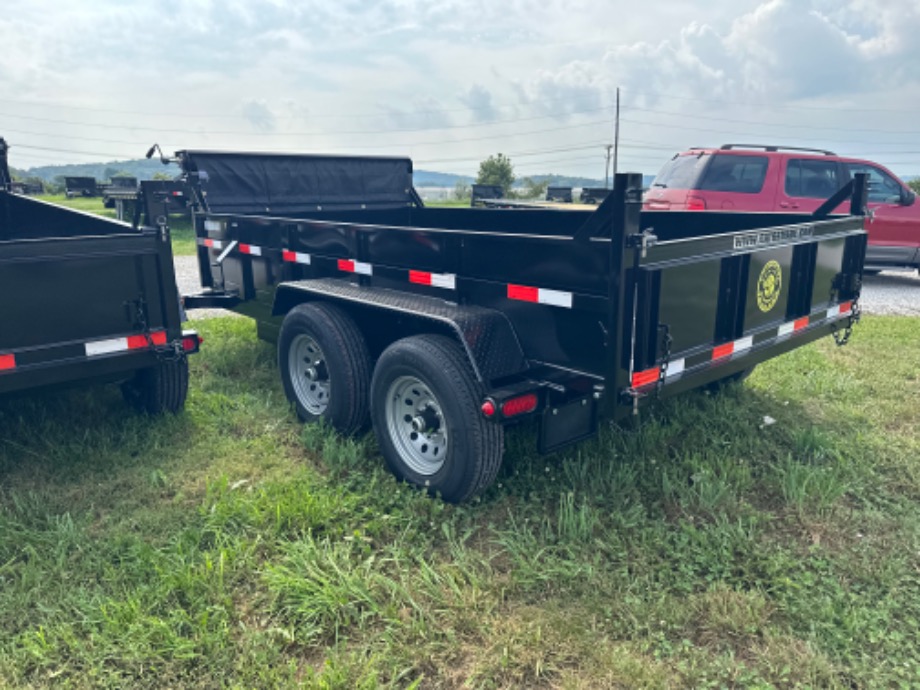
[385,375,448,476]
[288,334,330,416]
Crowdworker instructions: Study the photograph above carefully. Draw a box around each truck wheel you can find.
[278,303,370,435]
[122,358,189,414]
[370,334,503,503]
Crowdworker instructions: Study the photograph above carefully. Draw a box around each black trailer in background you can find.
[178,147,868,502]
[471,184,503,207]
[64,176,98,198]
[546,186,573,203]
[579,186,610,204]
[0,138,198,412]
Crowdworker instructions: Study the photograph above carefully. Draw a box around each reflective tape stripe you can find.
[239,243,262,256]
[409,270,456,290]
[631,367,660,388]
[85,331,167,357]
[827,301,853,320]
[712,335,753,361]
[282,250,311,264]
[665,358,685,377]
[200,238,224,250]
[0,354,15,371]
[338,259,373,275]
[507,284,573,308]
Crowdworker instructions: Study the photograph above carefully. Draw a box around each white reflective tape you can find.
[537,288,573,308]
[353,261,373,276]
[430,273,456,290]
[241,244,262,256]
[734,336,754,353]
[665,358,685,378]
[778,322,795,337]
[288,251,311,264]
[85,337,128,357]
[203,220,224,232]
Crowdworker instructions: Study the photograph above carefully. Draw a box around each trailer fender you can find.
[272,278,528,383]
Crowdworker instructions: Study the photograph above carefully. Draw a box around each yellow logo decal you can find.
[757,260,782,312]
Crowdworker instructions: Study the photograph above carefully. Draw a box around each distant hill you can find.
[16,158,180,183]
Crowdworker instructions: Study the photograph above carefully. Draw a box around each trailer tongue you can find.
[179,149,867,502]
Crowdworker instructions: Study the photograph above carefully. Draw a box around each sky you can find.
[1,0,920,179]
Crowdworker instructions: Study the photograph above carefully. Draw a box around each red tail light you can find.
[481,399,496,418]
[181,335,201,352]
[500,393,538,418]
[686,195,706,211]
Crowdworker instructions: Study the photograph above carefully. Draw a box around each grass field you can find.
[1,315,918,688]
[35,195,197,256]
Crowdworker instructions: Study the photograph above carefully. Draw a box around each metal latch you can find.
[628,228,658,259]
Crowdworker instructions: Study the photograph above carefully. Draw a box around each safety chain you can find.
[131,297,187,363]
[832,299,861,347]
[656,323,673,396]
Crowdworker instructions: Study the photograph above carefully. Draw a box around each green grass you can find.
[1,315,919,688]
[35,195,196,256]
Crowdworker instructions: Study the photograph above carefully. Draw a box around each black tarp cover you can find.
[177,151,415,215]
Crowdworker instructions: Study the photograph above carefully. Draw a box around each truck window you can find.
[651,153,710,189]
[785,159,840,198]
[845,163,904,203]
[696,155,769,193]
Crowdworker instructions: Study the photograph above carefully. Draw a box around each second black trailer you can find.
[179,149,867,502]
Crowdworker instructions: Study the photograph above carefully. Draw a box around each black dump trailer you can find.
[471,184,504,207]
[103,179,191,221]
[546,186,573,203]
[181,149,868,502]
[0,138,198,412]
[64,176,98,198]
[580,187,610,204]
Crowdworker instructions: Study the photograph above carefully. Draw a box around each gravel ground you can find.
[174,255,241,321]
[859,269,920,317]
[174,256,920,320]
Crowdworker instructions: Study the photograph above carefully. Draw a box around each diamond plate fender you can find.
[273,278,528,383]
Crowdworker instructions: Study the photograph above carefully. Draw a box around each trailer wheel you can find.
[370,334,503,503]
[122,358,189,414]
[278,303,370,435]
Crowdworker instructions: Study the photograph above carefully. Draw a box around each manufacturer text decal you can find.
[733,225,813,251]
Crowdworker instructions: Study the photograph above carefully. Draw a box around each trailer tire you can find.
[278,303,370,435]
[370,334,503,503]
[122,358,189,414]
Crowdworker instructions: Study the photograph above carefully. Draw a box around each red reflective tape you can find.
[203,239,214,248]
[239,243,253,254]
[712,343,734,360]
[794,317,809,331]
[282,250,296,262]
[126,331,167,350]
[840,301,853,314]
[0,354,15,371]
[338,259,355,272]
[631,367,660,388]
[507,284,539,302]
[409,270,432,285]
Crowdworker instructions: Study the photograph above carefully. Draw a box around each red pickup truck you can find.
[643,145,919,274]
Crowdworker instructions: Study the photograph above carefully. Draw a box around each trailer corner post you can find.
[604,171,644,418]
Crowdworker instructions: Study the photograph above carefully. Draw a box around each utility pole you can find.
[613,86,620,179]
[604,144,613,189]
